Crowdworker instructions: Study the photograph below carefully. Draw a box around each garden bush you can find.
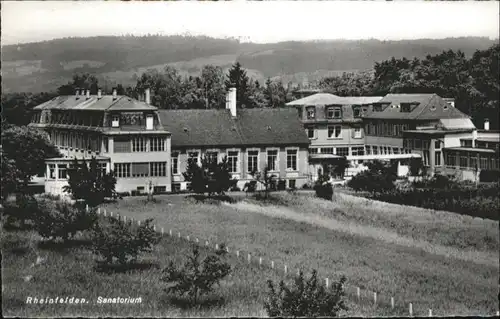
[34,199,98,241]
[162,244,231,306]
[313,174,333,201]
[264,270,347,318]
[91,217,161,265]
[2,194,40,227]
[479,169,500,182]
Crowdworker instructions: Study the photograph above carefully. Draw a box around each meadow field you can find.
[2,191,499,317]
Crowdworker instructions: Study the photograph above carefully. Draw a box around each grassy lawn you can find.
[95,192,499,316]
[3,221,376,317]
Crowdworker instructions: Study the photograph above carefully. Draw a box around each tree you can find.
[332,157,349,179]
[225,62,251,108]
[63,157,117,207]
[264,270,347,318]
[409,157,424,177]
[319,71,376,97]
[348,160,396,195]
[264,78,289,108]
[162,244,231,305]
[1,126,61,197]
[250,166,277,199]
[200,65,226,109]
[1,92,58,127]
[58,73,99,95]
[182,156,236,196]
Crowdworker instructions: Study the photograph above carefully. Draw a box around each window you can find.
[435,151,442,166]
[327,106,342,119]
[470,155,478,170]
[99,163,107,176]
[267,149,278,171]
[353,107,361,118]
[328,125,342,138]
[286,149,298,171]
[372,146,379,155]
[446,153,456,167]
[58,164,67,179]
[461,139,473,147]
[206,151,218,163]
[365,145,372,155]
[132,162,149,177]
[288,179,296,189]
[48,164,56,179]
[408,139,414,150]
[112,115,120,127]
[393,147,400,155]
[307,127,315,139]
[247,150,259,173]
[336,147,349,156]
[401,104,411,112]
[309,148,319,154]
[460,155,468,168]
[188,151,200,166]
[422,140,429,150]
[321,147,334,154]
[423,151,430,166]
[351,147,364,156]
[354,127,362,138]
[228,150,239,173]
[150,137,165,152]
[434,140,441,149]
[150,162,167,177]
[132,137,147,152]
[114,137,131,153]
[171,152,179,175]
[153,186,166,194]
[306,106,315,119]
[479,155,489,169]
[115,163,131,178]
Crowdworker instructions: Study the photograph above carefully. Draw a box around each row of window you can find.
[306,126,362,139]
[114,162,167,178]
[303,106,363,120]
[365,122,411,137]
[403,139,441,150]
[309,147,350,156]
[114,136,166,153]
[171,149,298,174]
[445,153,500,170]
[47,112,104,127]
[47,163,107,180]
[309,145,415,157]
[49,131,101,152]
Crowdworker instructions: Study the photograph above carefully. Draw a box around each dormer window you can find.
[146,114,154,130]
[327,106,342,119]
[401,104,412,112]
[374,104,383,112]
[306,106,315,119]
[353,107,361,118]
[112,115,120,127]
[443,104,448,110]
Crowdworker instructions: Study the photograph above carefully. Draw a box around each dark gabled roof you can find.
[158,108,309,148]
[33,95,157,111]
[364,93,469,120]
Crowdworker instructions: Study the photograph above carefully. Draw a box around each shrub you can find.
[91,217,160,265]
[264,270,347,318]
[183,156,237,196]
[2,194,40,227]
[479,169,500,183]
[34,199,98,241]
[314,174,333,200]
[162,244,231,305]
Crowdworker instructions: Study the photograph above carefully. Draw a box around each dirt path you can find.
[222,201,499,267]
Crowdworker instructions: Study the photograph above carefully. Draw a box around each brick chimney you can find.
[97,88,102,99]
[112,88,117,100]
[145,88,151,105]
[226,88,237,117]
[484,118,490,131]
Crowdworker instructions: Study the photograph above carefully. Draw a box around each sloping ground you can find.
[100,193,499,316]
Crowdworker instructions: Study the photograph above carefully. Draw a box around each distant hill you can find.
[1,35,496,93]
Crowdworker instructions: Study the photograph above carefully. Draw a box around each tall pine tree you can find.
[225,62,251,108]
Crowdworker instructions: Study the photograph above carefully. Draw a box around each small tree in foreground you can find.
[162,244,231,305]
[265,270,347,318]
[183,156,236,196]
[314,174,334,200]
[34,198,98,241]
[91,217,160,266]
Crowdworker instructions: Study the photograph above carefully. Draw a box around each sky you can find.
[1,1,499,46]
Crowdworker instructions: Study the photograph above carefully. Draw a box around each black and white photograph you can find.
[1,0,499,317]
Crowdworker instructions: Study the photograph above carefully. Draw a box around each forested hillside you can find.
[2,35,496,93]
